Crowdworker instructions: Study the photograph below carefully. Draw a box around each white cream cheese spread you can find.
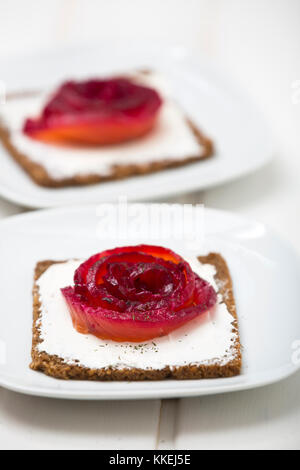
[36,258,237,370]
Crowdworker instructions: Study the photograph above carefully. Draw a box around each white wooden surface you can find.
[0,0,300,450]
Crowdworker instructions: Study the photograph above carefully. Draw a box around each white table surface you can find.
[0,0,300,450]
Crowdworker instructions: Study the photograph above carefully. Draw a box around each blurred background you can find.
[1,0,299,133]
[0,0,299,244]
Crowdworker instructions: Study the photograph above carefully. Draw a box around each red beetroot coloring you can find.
[23,78,163,145]
[62,245,217,342]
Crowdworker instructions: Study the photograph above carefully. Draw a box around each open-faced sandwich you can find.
[0,71,213,187]
[31,245,241,380]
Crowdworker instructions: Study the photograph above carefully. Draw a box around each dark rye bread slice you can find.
[0,115,213,188]
[30,253,241,380]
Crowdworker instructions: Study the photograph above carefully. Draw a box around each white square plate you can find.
[0,205,299,400]
[0,42,273,208]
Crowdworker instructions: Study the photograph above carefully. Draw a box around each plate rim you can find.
[0,365,298,401]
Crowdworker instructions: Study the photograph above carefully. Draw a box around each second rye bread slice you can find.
[31,253,241,380]
[0,118,213,188]
[0,69,213,188]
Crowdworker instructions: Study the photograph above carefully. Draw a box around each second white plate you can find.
[0,205,299,400]
[0,42,273,208]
